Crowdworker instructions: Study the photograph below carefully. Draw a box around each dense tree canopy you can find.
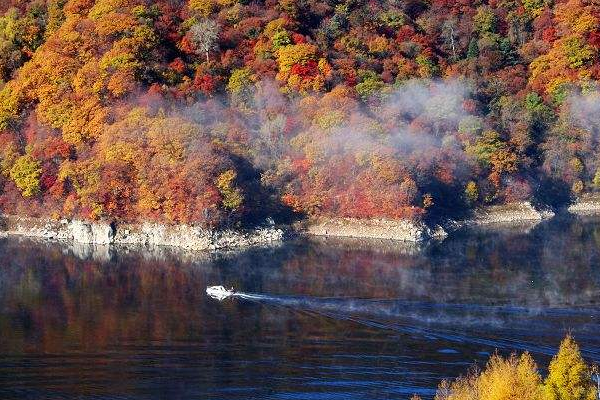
[1,0,600,226]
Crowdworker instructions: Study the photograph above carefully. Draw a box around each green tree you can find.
[474,6,497,35]
[227,68,254,109]
[522,0,549,18]
[562,37,594,69]
[355,72,384,100]
[271,30,291,50]
[9,154,42,198]
[466,130,506,168]
[467,38,479,59]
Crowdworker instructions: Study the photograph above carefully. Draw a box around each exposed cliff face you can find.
[113,222,285,251]
[0,215,284,251]
[71,220,115,244]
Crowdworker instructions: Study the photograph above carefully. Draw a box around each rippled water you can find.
[1,215,600,399]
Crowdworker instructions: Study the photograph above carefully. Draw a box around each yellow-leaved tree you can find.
[544,334,597,400]
[216,169,243,212]
[436,352,543,400]
[434,335,597,400]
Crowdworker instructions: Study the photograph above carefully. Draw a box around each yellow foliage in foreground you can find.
[432,335,597,400]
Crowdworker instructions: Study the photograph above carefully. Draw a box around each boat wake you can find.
[205,285,600,360]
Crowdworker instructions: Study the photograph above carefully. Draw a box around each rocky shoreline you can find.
[0,215,285,251]
[303,217,447,242]
[465,201,555,226]
[2,199,600,250]
[567,194,600,215]
[303,202,555,242]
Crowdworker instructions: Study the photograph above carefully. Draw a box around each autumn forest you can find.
[1,0,600,227]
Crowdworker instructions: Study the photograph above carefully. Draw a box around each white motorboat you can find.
[206,285,235,300]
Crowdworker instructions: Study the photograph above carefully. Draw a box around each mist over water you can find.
[1,215,600,399]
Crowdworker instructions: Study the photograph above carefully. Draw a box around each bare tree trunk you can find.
[450,25,456,60]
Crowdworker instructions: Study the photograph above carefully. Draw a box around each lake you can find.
[1,215,600,399]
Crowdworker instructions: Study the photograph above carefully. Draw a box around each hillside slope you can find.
[0,0,599,226]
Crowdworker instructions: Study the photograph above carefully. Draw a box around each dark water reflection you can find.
[1,215,600,399]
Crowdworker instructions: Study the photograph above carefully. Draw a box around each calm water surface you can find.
[1,216,600,399]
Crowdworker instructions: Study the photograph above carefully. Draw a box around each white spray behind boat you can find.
[205,285,267,301]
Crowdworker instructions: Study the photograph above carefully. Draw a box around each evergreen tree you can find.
[467,38,479,59]
[544,335,597,400]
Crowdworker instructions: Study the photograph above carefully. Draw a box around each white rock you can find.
[470,202,554,225]
[568,199,600,215]
[71,220,115,244]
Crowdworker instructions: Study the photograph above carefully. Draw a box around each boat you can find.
[206,285,235,300]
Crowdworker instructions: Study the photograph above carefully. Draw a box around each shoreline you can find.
[0,215,286,252]
[302,201,556,242]
[567,193,600,215]
[301,217,447,243]
[2,198,600,251]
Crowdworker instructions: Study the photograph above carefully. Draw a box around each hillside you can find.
[0,0,599,227]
